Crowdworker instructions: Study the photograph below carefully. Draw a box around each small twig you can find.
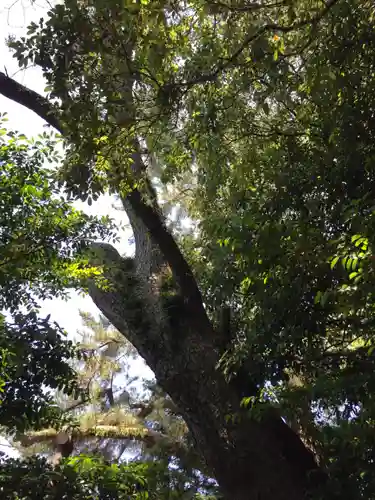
[207,0,288,13]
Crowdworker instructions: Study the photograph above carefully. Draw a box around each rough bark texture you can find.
[0,71,325,500]
[86,238,322,500]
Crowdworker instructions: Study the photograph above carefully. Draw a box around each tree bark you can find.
[86,243,322,500]
[0,72,325,500]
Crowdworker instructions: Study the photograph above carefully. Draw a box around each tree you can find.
[0,116,150,497]
[1,0,373,498]
[0,454,191,499]
[0,118,117,435]
[0,118,216,500]
[15,311,219,498]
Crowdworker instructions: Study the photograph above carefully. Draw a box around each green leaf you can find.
[320,291,329,307]
[314,291,322,304]
[330,256,340,269]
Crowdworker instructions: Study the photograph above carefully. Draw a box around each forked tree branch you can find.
[0,71,210,328]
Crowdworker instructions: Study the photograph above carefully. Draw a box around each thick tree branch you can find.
[0,72,210,329]
[18,425,188,458]
[0,71,62,133]
[0,52,324,499]
[127,189,211,329]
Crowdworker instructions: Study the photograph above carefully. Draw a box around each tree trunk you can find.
[0,71,324,500]
[87,256,321,499]
[86,208,322,500]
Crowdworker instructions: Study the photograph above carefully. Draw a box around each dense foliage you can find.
[0,121,218,497]
[0,117,117,310]
[0,311,80,433]
[1,0,375,498]
[0,120,118,435]
[0,455,181,499]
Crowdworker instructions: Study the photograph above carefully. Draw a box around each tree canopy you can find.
[0,118,116,435]
[1,0,375,498]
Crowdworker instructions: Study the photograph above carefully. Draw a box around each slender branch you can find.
[207,0,288,12]
[177,0,340,88]
[130,397,181,419]
[130,401,155,419]
[63,397,90,413]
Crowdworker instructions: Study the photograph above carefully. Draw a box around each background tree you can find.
[0,117,149,497]
[11,312,220,499]
[0,116,116,435]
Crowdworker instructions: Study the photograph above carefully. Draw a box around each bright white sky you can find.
[0,0,153,456]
